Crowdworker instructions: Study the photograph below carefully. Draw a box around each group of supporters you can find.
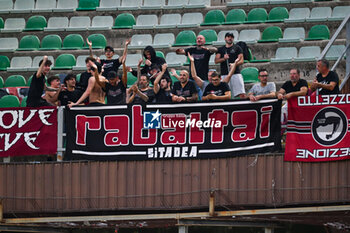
[26,32,340,108]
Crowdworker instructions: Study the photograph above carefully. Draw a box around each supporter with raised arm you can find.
[154,63,172,103]
[45,76,65,106]
[176,35,217,82]
[68,61,106,107]
[215,32,245,98]
[310,59,340,95]
[26,56,53,107]
[58,74,81,106]
[127,59,155,104]
[141,46,170,80]
[100,39,130,77]
[248,69,276,102]
[187,52,230,101]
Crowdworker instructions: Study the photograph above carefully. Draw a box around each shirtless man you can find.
[68,60,107,107]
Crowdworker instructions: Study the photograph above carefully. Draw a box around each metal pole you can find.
[179,226,188,233]
[346,19,350,75]
[209,191,215,217]
[0,200,3,222]
[56,106,64,161]
[265,227,274,233]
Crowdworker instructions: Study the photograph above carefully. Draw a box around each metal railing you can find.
[319,12,350,91]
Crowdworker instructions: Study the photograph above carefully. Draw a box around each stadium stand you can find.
[96,0,120,11]
[271,47,298,63]
[279,27,305,43]
[54,0,77,12]
[178,12,203,28]
[0,56,10,71]
[156,14,181,29]
[52,54,76,70]
[40,35,62,50]
[17,35,40,51]
[112,13,136,29]
[62,34,84,50]
[173,30,196,46]
[76,0,100,11]
[294,46,321,62]
[0,0,13,13]
[66,16,91,31]
[305,25,330,40]
[164,0,187,9]
[241,67,259,83]
[258,26,283,43]
[245,8,268,23]
[32,0,57,12]
[89,16,114,30]
[45,17,69,31]
[129,34,153,50]
[1,18,25,32]
[23,15,47,31]
[153,33,175,48]
[201,9,226,26]
[12,0,34,13]
[141,0,165,10]
[4,75,26,87]
[224,9,247,24]
[0,95,20,107]
[7,57,32,72]
[118,0,142,10]
[0,38,18,52]
[84,34,107,49]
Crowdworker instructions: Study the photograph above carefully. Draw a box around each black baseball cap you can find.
[104,46,114,52]
[225,32,234,38]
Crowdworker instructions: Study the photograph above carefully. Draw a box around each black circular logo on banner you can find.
[311,107,347,146]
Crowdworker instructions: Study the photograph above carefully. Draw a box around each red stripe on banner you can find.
[0,106,57,157]
[285,95,350,162]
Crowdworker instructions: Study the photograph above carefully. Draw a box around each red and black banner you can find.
[285,95,350,162]
[0,106,58,157]
[65,100,282,161]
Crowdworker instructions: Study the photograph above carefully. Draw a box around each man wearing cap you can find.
[100,39,130,78]
[215,32,245,98]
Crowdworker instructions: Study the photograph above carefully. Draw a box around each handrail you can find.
[339,71,350,91]
[331,44,350,71]
[318,12,350,60]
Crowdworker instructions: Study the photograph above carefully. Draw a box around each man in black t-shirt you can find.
[202,71,231,101]
[27,56,52,107]
[154,64,172,103]
[76,56,96,95]
[100,39,130,78]
[277,68,309,125]
[176,35,217,81]
[277,68,308,100]
[104,71,127,104]
[127,60,155,104]
[171,70,198,103]
[58,73,80,106]
[310,59,340,95]
[215,32,245,98]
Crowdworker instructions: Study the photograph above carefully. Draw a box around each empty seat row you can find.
[0,0,210,13]
[228,0,339,6]
[0,34,107,52]
[271,45,346,63]
[202,7,350,26]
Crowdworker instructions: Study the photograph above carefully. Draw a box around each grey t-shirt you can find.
[248,82,276,96]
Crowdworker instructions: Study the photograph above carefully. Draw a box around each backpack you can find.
[236,41,251,61]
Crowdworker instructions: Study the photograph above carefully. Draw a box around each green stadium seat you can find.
[4,75,26,87]
[40,35,62,50]
[27,76,33,86]
[173,30,196,46]
[245,8,268,24]
[127,72,137,87]
[156,51,165,59]
[52,54,76,70]
[17,35,40,51]
[84,34,107,49]
[258,26,282,43]
[23,15,47,31]
[267,7,289,23]
[305,25,330,41]
[198,29,218,45]
[0,56,10,71]
[113,13,136,29]
[0,17,4,29]
[201,9,225,26]
[224,9,246,25]
[241,67,259,83]
[76,73,81,83]
[76,0,100,11]
[20,96,27,107]
[0,76,3,88]
[62,34,84,50]
[0,95,20,108]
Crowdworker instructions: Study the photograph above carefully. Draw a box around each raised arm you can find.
[188,52,204,88]
[119,38,131,64]
[137,59,143,82]
[170,68,180,81]
[153,63,167,94]
[36,56,48,78]
[68,75,95,107]
[121,62,128,87]
[175,48,186,55]
[86,38,93,58]
[89,61,106,89]
[222,58,239,83]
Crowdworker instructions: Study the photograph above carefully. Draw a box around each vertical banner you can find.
[66,100,281,161]
[285,95,350,162]
[0,107,58,157]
